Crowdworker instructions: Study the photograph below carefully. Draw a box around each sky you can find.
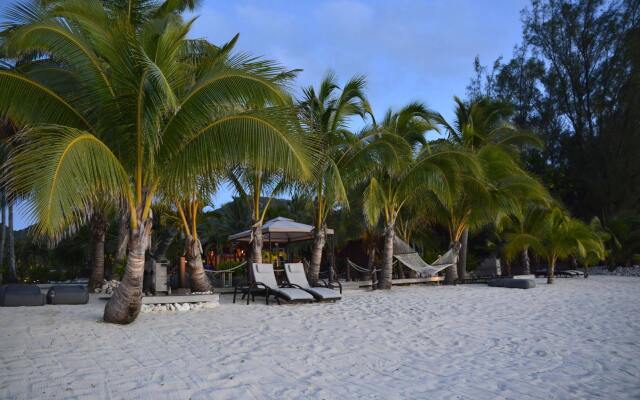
[11,0,530,229]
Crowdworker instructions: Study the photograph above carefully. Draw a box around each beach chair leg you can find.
[275,296,281,305]
[233,287,238,304]
[246,288,252,305]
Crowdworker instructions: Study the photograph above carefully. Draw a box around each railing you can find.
[205,261,247,288]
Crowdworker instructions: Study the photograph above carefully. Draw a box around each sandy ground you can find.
[0,276,639,400]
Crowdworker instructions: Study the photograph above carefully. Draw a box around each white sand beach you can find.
[1,276,639,400]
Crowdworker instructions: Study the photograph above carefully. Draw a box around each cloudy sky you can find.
[189,0,530,205]
[12,0,531,229]
[188,1,529,118]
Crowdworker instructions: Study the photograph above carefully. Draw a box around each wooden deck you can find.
[341,276,444,290]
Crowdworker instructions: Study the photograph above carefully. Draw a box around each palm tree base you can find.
[103,221,151,324]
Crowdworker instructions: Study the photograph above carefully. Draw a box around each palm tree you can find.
[113,210,129,273]
[0,193,5,279]
[495,202,549,275]
[359,104,472,289]
[0,121,16,282]
[579,217,612,278]
[434,96,543,280]
[6,203,16,282]
[298,72,372,284]
[503,207,605,284]
[0,138,8,278]
[1,1,314,323]
[227,167,287,265]
[171,177,217,292]
[595,212,640,268]
[424,143,548,283]
[88,209,108,289]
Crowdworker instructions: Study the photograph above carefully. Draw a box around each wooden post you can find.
[179,256,188,288]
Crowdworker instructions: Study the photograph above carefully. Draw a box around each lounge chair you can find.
[233,263,314,305]
[284,263,342,301]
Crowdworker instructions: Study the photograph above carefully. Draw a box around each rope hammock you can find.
[393,253,455,277]
[392,237,458,277]
[393,236,459,278]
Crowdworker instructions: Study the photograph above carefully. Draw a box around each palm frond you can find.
[0,70,91,129]
[4,125,130,241]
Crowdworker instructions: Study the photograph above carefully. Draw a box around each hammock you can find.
[393,237,458,277]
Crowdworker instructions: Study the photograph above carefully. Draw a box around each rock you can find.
[176,303,190,312]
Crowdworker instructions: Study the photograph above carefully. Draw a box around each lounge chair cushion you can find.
[47,285,89,305]
[305,287,341,300]
[488,278,536,289]
[272,287,314,301]
[0,284,46,307]
[285,263,310,288]
[284,263,341,300]
[253,263,279,288]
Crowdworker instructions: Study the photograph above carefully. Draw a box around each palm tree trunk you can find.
[378,223,395,290]
[309,226,326,285]
[444,242,459,285]
[570,255,578,270]
[152,227,178,262]
[367,244,377,286]
[0,202,5,278]
[184,235,212,292]
[115,211,129,263]
[547,258,556,284]
[89,212,107,289]
[103,219,152,324]
[457,228,469,282]
[7,203,17,282]
[521,248,531,275]
[251,220,263,264]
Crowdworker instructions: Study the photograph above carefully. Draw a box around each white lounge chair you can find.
[234,263,314,305]
[284,263,342,301]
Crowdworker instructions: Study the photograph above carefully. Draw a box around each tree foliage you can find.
[468,0,639,265]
